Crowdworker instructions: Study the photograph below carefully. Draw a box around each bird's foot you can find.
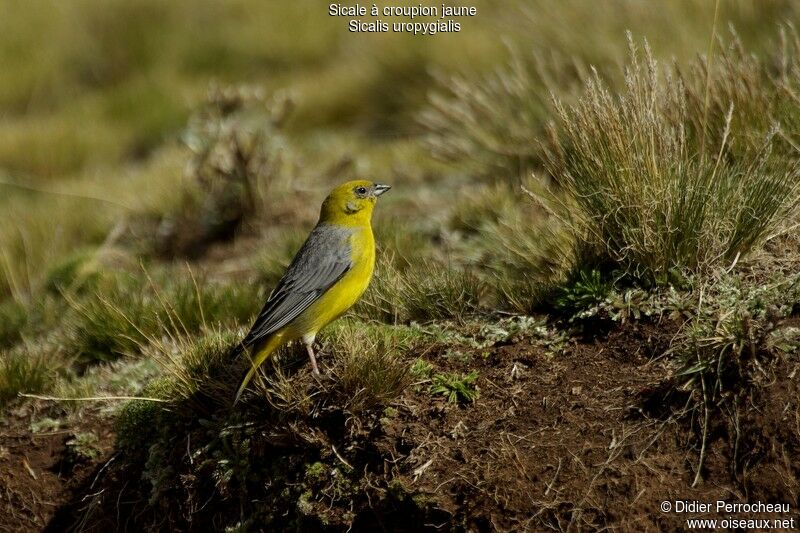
[306,343,322,376]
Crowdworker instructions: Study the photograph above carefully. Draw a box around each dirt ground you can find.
[2,316,798,532]
[0,407,114,532]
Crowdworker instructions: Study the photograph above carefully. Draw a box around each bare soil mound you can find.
[5,317,798,532]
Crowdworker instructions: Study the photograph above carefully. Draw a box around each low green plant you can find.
[164,278,261,333]
[115,379,171,451]
[430,371,479,405]
[65,273,259,366]
[674,271,800,388]
[127,326,246,418]
[553,269,614,318]
[410,359,434,378]
[65,431,102,461]
[659,269,800,484]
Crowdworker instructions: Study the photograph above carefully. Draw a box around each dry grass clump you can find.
[419,1,791,183]
[0,345,57,406]
[445,181,575,313]
[249,321,420,415]
[447,182,524,236]
[65,271,260,366]
[676,27,800,158]
[327,321,416,414]
[356,256,483,324]
[539,39,800,285]
[420,48,583,182]
[478,193,575,313]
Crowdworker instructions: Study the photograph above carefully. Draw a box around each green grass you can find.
[65,273,260,366]
[538,39,800,285]
[0,299,27,348]
[356,257,483,324]
[0,346,55,406]
[327,321,418,413]
[430,370,479,404]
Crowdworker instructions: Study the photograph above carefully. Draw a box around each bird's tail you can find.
[234,333,284,404]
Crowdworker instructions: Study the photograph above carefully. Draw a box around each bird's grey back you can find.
[240,223,353,348]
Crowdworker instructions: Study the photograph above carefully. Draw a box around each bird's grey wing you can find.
[241,224,352,348]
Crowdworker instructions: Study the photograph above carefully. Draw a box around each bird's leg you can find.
[305,340,321,376]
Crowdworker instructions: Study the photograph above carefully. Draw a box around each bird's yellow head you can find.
[319,180,391,226]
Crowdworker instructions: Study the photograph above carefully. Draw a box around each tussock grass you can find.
[680,30,776,157]
[421,48,580,182]
[65,272,260,365]
[327,321,417,413]
[112,326,245,453]
[116,317,418,418]
[421,0,789,182]
[0,299,27,348]
[247,321,421,414]
[356,256,483,324]
[448,182,523,235]
[0,346,56,406]
[66,283,152,365]
[400,260,483,322]
[141,327,244,410]
[540,39,800,285]
[447,181,574,313]
[483,208,574,313]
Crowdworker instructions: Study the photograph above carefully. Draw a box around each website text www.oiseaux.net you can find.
[661,500,796,530]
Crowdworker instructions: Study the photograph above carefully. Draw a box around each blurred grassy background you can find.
[0,0,791,179]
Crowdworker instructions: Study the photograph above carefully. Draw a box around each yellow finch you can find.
[235,180,391,401]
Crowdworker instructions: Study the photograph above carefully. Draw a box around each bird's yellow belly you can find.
[284,229,374,340]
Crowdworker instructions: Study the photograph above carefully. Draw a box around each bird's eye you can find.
[355,186,368,196]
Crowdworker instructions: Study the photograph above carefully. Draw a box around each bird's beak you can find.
[373,184,391,197]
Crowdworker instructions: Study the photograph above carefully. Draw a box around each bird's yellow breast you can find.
[285,226,375,338]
